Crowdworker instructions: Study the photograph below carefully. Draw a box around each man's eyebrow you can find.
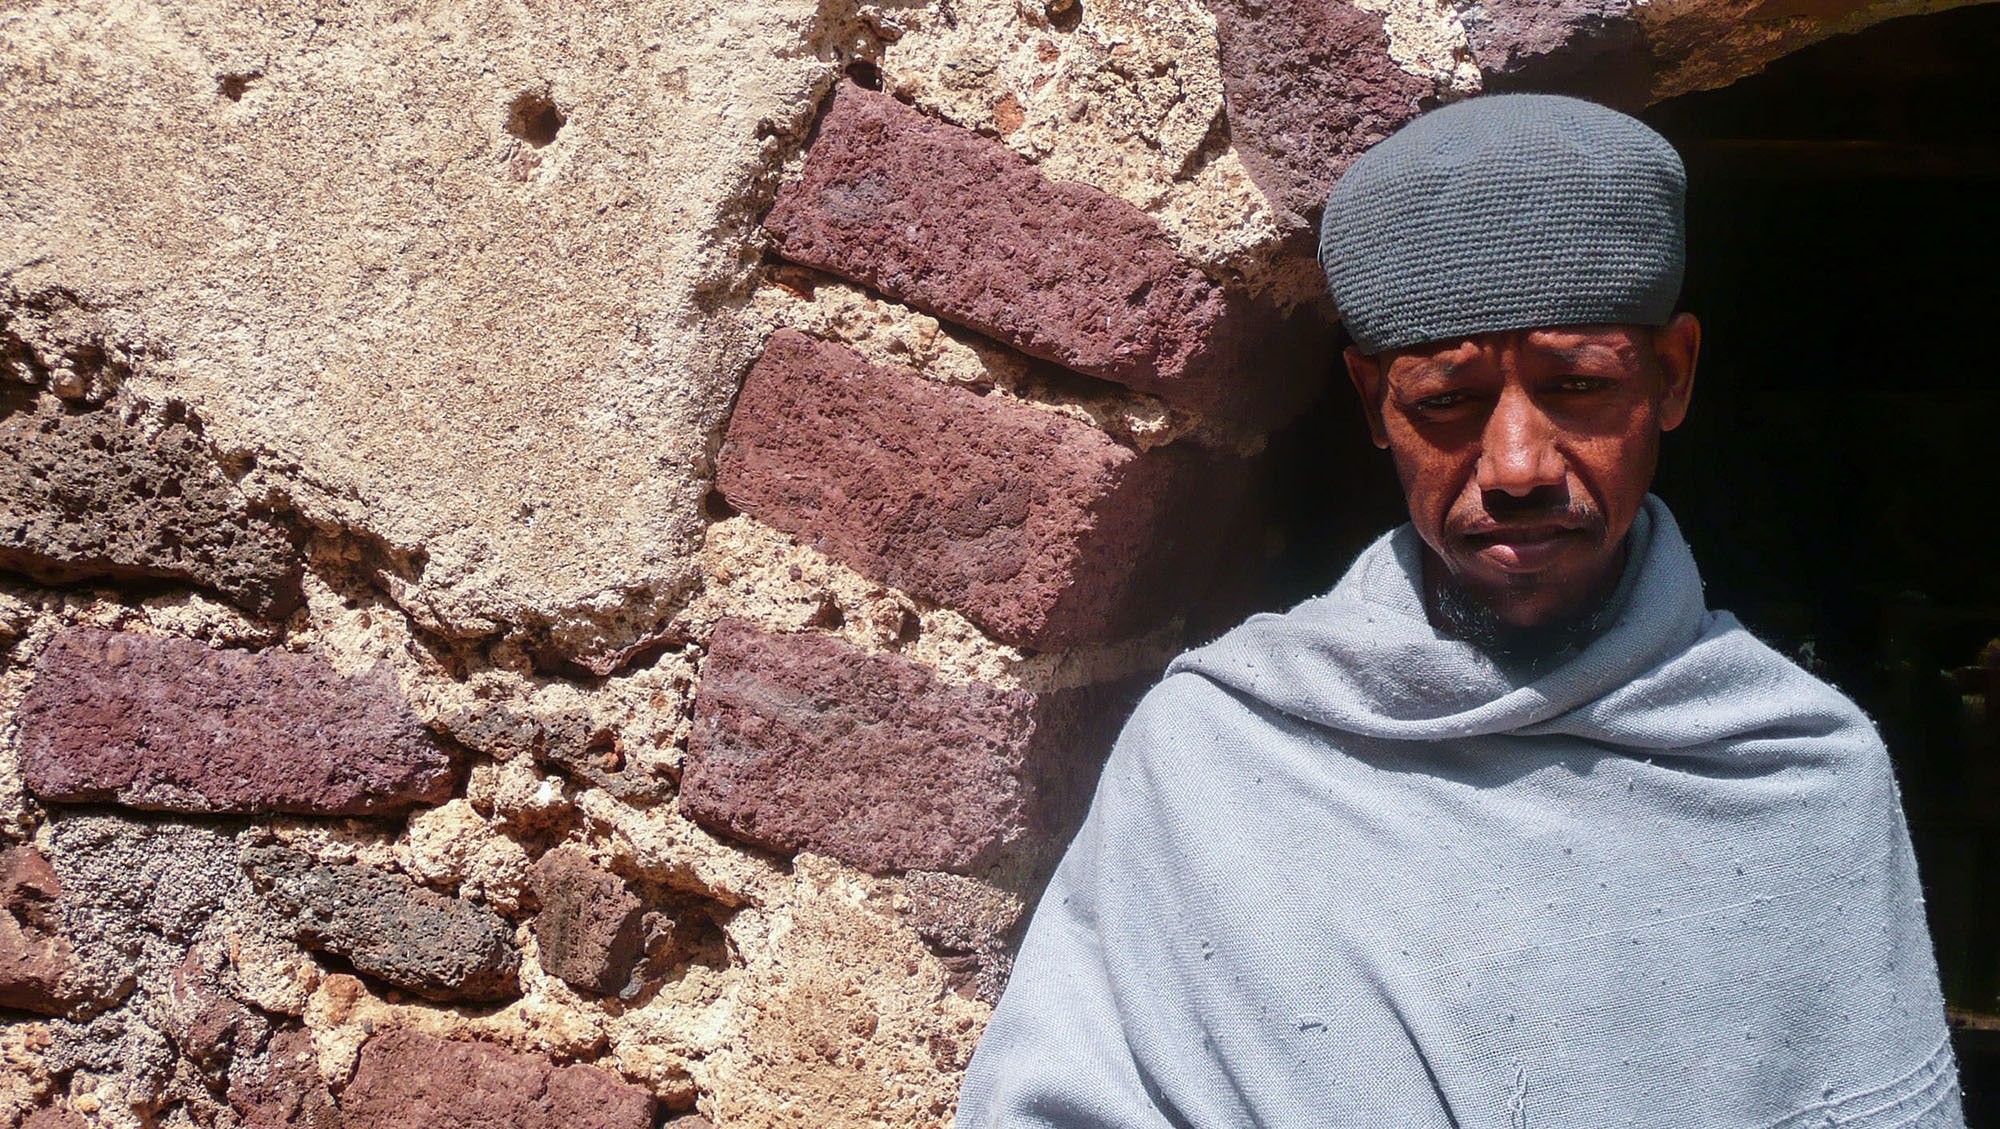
[1544,342,1638,370]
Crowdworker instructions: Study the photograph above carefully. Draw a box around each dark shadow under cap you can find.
[1319,93,1686,355]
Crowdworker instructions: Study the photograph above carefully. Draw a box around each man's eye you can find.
[1414,392,1467,411]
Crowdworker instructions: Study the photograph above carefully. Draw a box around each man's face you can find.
[1344,316,1700,630]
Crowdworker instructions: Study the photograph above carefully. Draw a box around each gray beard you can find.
[1429,577,1621,676]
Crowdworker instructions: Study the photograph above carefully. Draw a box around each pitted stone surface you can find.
[242,847,520,1003]
[168,947,272,1088]
[18,628,453,816]
[900,871,1026,955]
[0,285,134,403]
[716,331,1242,650]
[339,1028,657,1129]
[1207,0,1432,228]
[0,0,857,670]
[31,814,316,1116]
[764,83,1312,421]
[0,846,82,1015]
[528,847,647,997]
[901,869,1026,1003]
[0,386,304,617]
[682,620,1138,874]
[1457,0,1652,106]
[228,1027,339,1129]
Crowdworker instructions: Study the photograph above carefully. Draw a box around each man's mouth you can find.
[1458,523,1590,571]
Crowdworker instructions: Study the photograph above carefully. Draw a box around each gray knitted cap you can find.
[1319,93,1686,355]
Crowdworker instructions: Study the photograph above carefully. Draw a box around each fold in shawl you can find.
[957,497,1960,1128]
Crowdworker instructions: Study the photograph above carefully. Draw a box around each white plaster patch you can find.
[1350,0,1485,97]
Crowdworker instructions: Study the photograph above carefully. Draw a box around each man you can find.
[955,94,1961,1127]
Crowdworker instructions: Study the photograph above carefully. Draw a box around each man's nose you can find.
[1475,386,1566,495]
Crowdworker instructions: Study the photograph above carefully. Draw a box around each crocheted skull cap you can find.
[1319,93,1686,355]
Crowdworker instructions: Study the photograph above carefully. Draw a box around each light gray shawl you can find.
[957,497,1960,1128]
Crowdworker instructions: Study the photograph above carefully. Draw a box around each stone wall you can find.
[0,0,1979,1124]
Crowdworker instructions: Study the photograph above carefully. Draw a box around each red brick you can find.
[715,331,1242,650]
[18,629,454,817]
[1207,0,1431,228]
[764,83,1325,422]
[340,1029,656,1129]
[528,848,647,997]
[680,620,1140,875]
[0,845,82,1015]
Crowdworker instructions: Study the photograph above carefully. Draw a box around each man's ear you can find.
[1654,312,1700,432]
[1344,346,1391,450]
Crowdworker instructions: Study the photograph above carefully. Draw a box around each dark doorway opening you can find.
[1242,5,2000,1118]
[1645,8,2000,1119]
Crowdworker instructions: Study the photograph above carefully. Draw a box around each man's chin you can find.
[1448,554,1574,608]
[1450,585,1578,632]
[1428,571,1617,666]
[1426,534,1629,664]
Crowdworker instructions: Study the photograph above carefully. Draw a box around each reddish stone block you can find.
[341,1029,657,1129]
[1458,0,1652,107]
[1207,0,1431,228]
[716,331,1243,650]
[764,83,1322,421]
[229,1028,339,1129]
[528,848,647,997]
[18,629,454,817]
[0,845,82,1015]
[681,620,1141,875]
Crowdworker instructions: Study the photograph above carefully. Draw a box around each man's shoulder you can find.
[1708,607,1874,710]
[1608,608,1888,776]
